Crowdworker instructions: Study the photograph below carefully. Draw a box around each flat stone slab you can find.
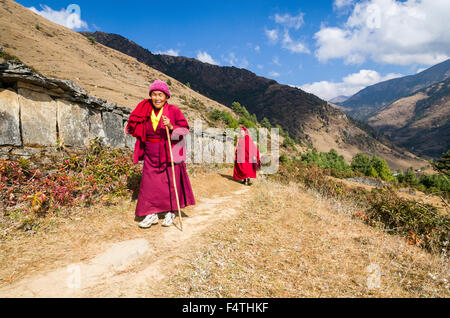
[103,111,124,148]
[19,87,57,147]
[57,99,89,147]
[0,89,21,146]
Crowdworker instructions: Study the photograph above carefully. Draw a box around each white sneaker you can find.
[139,214,158,228]
[162,212,176,227]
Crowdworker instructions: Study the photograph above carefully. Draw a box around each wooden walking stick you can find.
[166,125,183,231]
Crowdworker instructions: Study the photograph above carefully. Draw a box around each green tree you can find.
[371,155,393,181]
[404,168,419,185]
[261,117,271,130]
[282,136,295,148]
[368,166,379,178]
[351,153,371,175]
[432,150,450,176]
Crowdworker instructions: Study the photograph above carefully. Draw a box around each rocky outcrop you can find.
[0,60,236,165]
[0,60,132,160]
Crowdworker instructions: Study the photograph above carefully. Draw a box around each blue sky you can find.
[17,0,450,100]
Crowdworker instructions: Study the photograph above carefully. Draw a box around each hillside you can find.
[339,59,450,120]
[0,0,234,130]
[80,31,427,170]
[368,78,450,158]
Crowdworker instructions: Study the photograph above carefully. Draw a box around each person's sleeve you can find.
[171,107,189,137]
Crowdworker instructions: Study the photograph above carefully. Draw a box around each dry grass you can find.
[155,178,449,298]
[326,176,449,216]
[0,198,140,287]
[0,165,234,288]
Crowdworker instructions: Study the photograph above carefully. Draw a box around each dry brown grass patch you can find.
[157,178,449,297]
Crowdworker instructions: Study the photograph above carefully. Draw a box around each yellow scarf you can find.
[150,107,164,131]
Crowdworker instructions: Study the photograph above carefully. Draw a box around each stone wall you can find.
[0,60,235,164]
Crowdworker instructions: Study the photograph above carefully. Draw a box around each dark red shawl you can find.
[126,99,189,164]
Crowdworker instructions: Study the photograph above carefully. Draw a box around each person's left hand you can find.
[162,116,173,130]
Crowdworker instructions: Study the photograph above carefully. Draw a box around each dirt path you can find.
[0,172,252,298]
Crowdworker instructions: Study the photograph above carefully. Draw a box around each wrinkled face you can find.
[151,91,167,109]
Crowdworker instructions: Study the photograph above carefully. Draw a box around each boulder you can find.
[0,89,21,146]
[57,99,89,147]
[88,110,106,142]
[103,112,124,148]
[123,121,135,149]
[19,88,57,146]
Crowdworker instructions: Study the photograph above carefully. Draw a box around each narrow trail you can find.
[0,172,252,298]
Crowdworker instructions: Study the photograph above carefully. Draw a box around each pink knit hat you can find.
[149,80,171,98]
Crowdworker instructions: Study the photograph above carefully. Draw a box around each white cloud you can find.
[254,45,261,52]
[299,69,402,100]
[197,51,218,65]
[28,4,88,30]
[224,53,249,68]
[272,56,281,66]
[265,28,278,43]
[315,0,450,66]
[282,30,310,54]
[274,13,304,30]
[266,12,309,54]
[155,49,179,56]
[416,67,426,74]
[333,0,355,10]
[257,64,264,69]
[239,58,249,69]
[269,71,280,77]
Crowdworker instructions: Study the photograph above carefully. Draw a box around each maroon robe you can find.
[129,101,196,216]
[233,127,261,180]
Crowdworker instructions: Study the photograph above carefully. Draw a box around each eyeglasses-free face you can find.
[150,91,167,109]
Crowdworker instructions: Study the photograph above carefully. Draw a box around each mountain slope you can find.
[340,59,450,120]
[368,78,450,158]
[0,0,233,128]
[80,31,427,170]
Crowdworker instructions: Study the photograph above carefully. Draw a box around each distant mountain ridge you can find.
[329,95,349,104]
[368,77,450,158]
[78,31,428,169]
[80,31,322,140]
[340,59,450,120]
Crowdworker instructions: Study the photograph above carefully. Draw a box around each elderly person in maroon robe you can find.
[126,80,195,228]
[233,127,261,185]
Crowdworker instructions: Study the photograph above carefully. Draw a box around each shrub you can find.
[432,150,450,175]
[87,36,96,44]
[279,154,289,163]
[370,155,393,181]
[301,148,350,172]
[270,159,449,254]
[209,109,239,128]
[261,117,271,130]
[0,141,141,233]
[282,136,296,149]
[351,153,372,175]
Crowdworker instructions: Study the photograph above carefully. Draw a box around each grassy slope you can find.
[154,178,449,297]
